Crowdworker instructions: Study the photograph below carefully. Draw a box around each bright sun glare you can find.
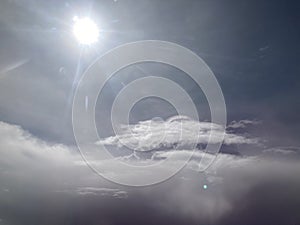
[72,16,100,45]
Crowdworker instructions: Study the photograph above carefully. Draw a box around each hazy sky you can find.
[0,0,299,224]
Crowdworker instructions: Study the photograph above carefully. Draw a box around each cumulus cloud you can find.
[97,116,259,153]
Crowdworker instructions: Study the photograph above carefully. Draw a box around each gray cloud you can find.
[0,120,299,224]
[227,119,261,129]
[57,187,128,199]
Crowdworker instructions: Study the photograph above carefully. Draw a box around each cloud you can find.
[0,58,30,78]
[0,120,124,193]
[57,187,128,199]
[0,120,299,225]
[0,121,78,172]
[262,146,300,155]
[133,152,300,224]
[75,187,128,198]
[227,119,261,129]
[97,116,259,153]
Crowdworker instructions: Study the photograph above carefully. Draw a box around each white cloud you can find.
[227,119,261,129]
[0,121,123,195]
[97,116,259,152]
[0,121,78,171]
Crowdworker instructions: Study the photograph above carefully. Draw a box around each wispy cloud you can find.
[0,58,30,78]
[227,119,261,129]
[57,187,128,198]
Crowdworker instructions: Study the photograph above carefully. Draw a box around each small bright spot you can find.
[203,184,208,190]
[72,17,99,45]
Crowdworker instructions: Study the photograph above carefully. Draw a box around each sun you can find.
[72,16,100,45]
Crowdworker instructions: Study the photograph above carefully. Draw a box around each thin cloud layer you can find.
[57,187,128,198]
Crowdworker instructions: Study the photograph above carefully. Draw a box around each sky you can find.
[0,0,299,224]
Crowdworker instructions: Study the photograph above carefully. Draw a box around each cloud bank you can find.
[0,120,299,225]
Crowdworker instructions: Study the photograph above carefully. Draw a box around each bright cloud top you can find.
[97,116,259,152]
